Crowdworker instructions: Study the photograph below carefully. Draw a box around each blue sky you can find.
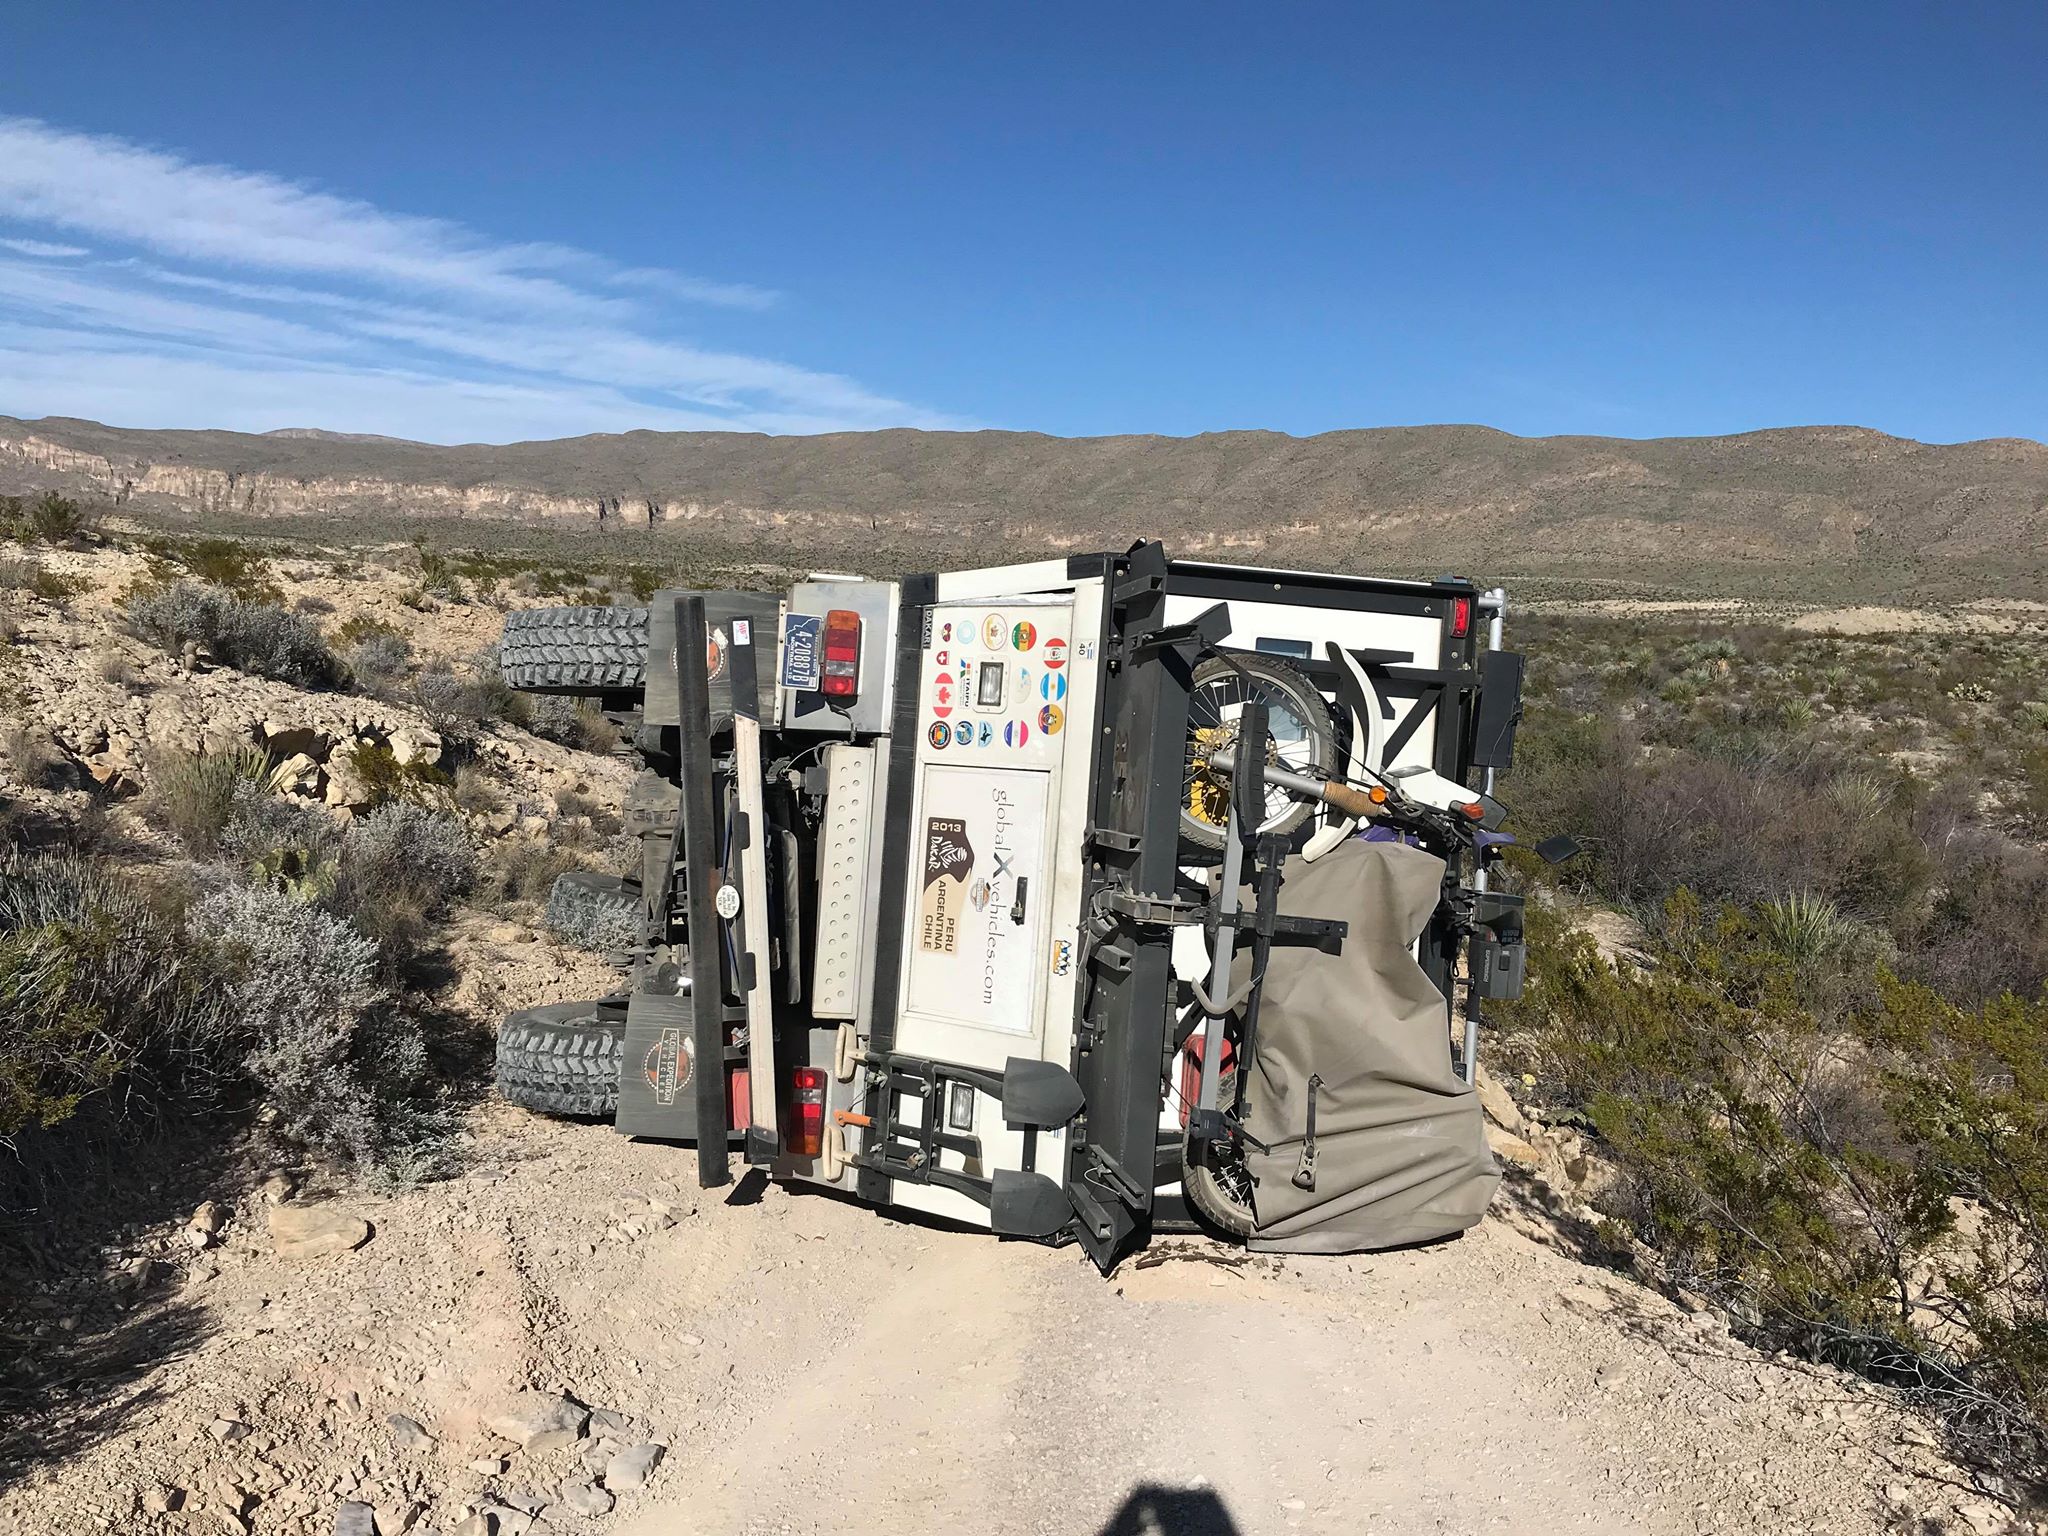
[1,3,2043,445]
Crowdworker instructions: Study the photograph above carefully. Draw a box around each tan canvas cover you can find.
[1238,838,1499,1252]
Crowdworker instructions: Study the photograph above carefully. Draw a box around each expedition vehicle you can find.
[494,542,1544,1270]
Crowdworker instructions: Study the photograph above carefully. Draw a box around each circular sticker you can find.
[952,720,974,745]
[1004,720,1031,748]
[981,614,1007,649]
[968,878,993,911]
[928,721,951,749]
[1040,672,1067,702]
[643,1032,694,1093]
[714,883,742,920]
[1012,620,1037,651]
[1039,704,1064,735]
[1043,637,1068,670]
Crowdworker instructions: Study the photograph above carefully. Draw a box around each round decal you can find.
[968,878,993,911]
[714,882,742,921]
[927,721,951,749]
[1039,704,1064,735]
[952,720,974,745]
[932,677,954,718]
[941,622,953,642]
[643,1032,694,1093]
[935,649,949,666]
[1012,620,1037,651]
[1004,720,1031,748]
[1043,637,1068,670]
[977,721,995,746]
[1040,672,1067,702]
[981,614,1007,650]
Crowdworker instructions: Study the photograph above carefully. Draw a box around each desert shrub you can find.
[1502,904,2048,1490]
[2,492,101,547]
[480,839,581,909]
[411,540,468,603]
[125,580,340,688]
[187,883,430,1170]
[344,631,412,693]
[219,778,340,901]
[146,744,273,858]
[0,555,85,602]
[407,650,525,739]
[343,740,451,808]
[1904,835,2048,1005]
[294,594,335,615]
[170,538,278,600]
[330,802,475,973]
[525,695,620,754]
[0,850,242,1142]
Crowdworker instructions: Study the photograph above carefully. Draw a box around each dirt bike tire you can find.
[499,605,648,694]
[495,999,627,1120]
[1181,1068,1257,1238]
[1181,653,1337,851]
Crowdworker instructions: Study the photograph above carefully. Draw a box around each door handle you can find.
[1010,876,1029,925]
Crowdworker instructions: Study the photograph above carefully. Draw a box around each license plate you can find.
[781,613,822,690]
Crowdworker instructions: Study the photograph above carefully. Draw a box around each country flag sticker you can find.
[1040,672,1067,702]
[1043,637,1068,670]
[1039,704,1064,735]
[1004,720,1030,748]
[1011,620,1037,651]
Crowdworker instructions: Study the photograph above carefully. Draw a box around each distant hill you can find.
[5,414,2046,594]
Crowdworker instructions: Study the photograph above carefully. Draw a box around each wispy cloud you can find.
[0,116,952,441]
[0,237,89,259]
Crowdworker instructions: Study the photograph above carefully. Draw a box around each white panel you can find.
[811,743,876,1019]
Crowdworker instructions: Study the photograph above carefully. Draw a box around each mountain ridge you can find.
[5,414,2046,582]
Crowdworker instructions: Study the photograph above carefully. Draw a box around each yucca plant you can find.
[1759,891,1852,965]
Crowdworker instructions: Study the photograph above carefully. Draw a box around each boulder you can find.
[274,751,324,797]
[335,1504,376,1536]
[323,746,373,809]
[184,1201,227,1250]
[1485,1123,1545,1169]
[1473,1066,1526,1136]
[263,722,332,761]
[267,1202,372,1259]
[558,1480,613,1517]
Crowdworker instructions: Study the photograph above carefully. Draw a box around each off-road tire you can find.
[1182,1068,1257,1237]
[499,606,649,695]
[495,999,628,1120]
[1181,653,1338,851]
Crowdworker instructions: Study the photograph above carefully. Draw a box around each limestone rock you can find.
[1486,1123,1545,1169]
[558,1479,613,1517]
[605,1440,663,1491]
[184,1200,228,1249]
[485,1390,588,1449]
[388,725,441,767]
[267,1202,372,1259]
[1473,1065,1526,1136]
[335,1503,377,1536]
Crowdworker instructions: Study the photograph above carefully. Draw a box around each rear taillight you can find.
[821,609,861,698]
[787,1066,827,1157]
[1450,596,1472,639]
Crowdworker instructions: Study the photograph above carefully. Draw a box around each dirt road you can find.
[0,1103,1990,1536]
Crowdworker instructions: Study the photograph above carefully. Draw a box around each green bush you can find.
[0,556,86,602]
[1501,902,2048,1488]
[0,492,101,547]
[0,850,241,1140]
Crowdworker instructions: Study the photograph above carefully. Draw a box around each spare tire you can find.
[496,999,627,1119]
[499,606,649,694]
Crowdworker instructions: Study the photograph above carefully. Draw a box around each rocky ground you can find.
[0,539,2036,1535]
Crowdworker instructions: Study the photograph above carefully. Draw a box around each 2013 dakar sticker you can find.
[918,815,974,955]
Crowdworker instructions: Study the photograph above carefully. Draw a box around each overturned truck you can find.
[494,544,1545,1271]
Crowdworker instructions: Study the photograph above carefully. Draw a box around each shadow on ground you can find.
[1097,1484,1243,1536]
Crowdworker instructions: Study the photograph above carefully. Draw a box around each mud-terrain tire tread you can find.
[499,606,649,695]
[496,999,627,1120]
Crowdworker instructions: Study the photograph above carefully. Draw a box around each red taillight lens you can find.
[787,1066,826,1157]
[1450,596,1472,639]
[821,609,861,698]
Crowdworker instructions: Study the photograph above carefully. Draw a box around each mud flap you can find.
[990,1170,1072,1238]
[1000,1057,1085,1129]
